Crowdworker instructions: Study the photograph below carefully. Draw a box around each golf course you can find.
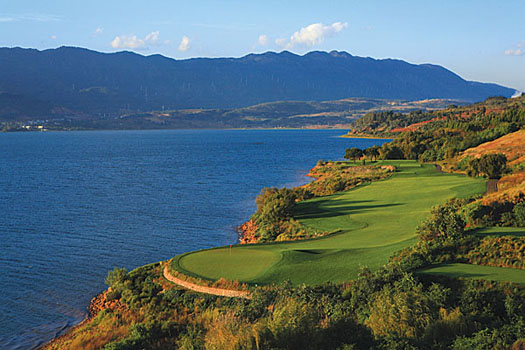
[172,160,523,285]
[171,160,505,285]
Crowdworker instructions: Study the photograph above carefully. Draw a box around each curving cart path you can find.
[163,265,251,299]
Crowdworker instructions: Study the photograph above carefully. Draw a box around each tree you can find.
[466,157,481,177]
[105,267,128,289]
[468,153,507,179]
[478,153,507,179]
[365,275,434,340]
[416,201,465,242]
[513,202,525,226]
[364,145,380,161]
[379,143,404,160]
[345,148,364,162]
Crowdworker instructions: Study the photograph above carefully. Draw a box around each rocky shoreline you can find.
[39,290,125,349]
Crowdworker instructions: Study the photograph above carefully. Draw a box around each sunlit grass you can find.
[175,161,486,285]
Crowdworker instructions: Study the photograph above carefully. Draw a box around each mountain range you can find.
[0,46,515,121]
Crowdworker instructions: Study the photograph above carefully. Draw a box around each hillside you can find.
[42,98,525,350]
[0,47,515,121]
[1,97,464,130]
[460,129,525,167]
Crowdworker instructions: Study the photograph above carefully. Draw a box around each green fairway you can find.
[472,226,525,237]
[417,263,525,284]
[173,161,487,285]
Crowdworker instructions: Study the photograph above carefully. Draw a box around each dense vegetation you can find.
[46,97,525,349]
[246,162,394,242]
[349,96,525,163]
[45,255,525,350]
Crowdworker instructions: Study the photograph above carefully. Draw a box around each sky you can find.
[1,0,524,91]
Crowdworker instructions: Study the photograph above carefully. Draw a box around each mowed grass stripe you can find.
[175,161,487,285]
[472,226,525,237]
[418,263,525,284]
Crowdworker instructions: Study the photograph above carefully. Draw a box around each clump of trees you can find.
[466,153,508,179]
[345,147,363,162]
[461,194,525,227]
[364,145,380,161]
[344,145,387,162]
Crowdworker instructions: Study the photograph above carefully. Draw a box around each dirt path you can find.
[163,265,251,299]
[486,179,499,194]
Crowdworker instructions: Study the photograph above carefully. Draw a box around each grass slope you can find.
[175,161,486,285]
[473,226,525,237]
[418,263,525,284]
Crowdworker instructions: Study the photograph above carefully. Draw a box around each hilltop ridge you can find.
[0,47,515,121]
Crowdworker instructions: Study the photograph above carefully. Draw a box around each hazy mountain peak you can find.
[0,46,515,120]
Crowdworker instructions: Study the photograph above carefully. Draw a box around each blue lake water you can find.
[0,129,388,349]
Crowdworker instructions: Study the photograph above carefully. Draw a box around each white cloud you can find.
[275,37,288,48]
[50,35,57,40]
[276,22,348,49]
[110,31,161,49]
[94,27,104,35]
[145,30,160,43]
[111,35,145,49]
[178,35,190,52]
[0,13,60,22]
[505,49,523,56]
[505,41,525,56]
[258,34,268,46]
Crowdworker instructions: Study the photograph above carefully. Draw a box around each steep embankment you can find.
[460,129,525,167]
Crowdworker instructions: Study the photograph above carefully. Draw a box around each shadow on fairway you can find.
[296,198,404,220]
[472,227,525,238]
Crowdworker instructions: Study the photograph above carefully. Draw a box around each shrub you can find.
[417,201,465,242]
[267,297,320,349]
[513,202,525,226]
[105,267,128,289]
[365,275,435,340]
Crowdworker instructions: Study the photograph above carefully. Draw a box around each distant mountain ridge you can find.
[0,46,515,120]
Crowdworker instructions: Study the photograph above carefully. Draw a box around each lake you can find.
[0,129,388,349]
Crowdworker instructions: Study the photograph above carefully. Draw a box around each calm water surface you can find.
[0,129,388,349]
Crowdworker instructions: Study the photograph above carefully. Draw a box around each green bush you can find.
[416,201,465,242]
[513,202,525,226]
[105,267,128,289]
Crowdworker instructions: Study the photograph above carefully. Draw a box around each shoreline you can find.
[2,126,354,134]
[38,291,107,350]
[39,139,388,349]
[340,133,391,139]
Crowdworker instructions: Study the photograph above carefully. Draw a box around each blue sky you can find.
[1,0,524,91]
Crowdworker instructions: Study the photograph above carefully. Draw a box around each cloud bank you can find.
[276,22,348,49]
[110,31,160,49]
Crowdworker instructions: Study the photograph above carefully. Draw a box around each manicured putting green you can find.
[418,263,525,284]
[179,247,280,281]
[174,161,487,285]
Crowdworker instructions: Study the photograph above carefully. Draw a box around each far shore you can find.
[340,133,392,140]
